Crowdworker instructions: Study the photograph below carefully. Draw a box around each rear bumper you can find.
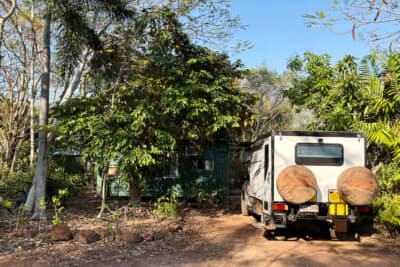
[265,203,369,228]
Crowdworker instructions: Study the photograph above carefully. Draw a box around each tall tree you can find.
[285,52,363,131]
[240,67,294,142]
[54,10,256,205]
[30,0,135,220]
[134,0,249,52]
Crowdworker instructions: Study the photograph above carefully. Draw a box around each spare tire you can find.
[337,167,379,206]
[277,165,317,205]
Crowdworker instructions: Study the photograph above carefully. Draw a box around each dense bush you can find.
[46,156,87,198]
[374,161,400,237]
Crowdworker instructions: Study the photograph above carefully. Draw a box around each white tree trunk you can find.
[30,0,36,166]
[26,9,99,214]
[31,14,51,220]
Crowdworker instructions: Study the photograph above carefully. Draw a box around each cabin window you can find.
[295,143,343,166]
[196,159,214,171]
[157,154,179,178]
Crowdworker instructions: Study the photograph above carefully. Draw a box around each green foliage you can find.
[197,187,226,206]
[285,52,363,131]
[46,156,85,198]
[48,0,135,79]
[153,194,179,221]
[1,199,29,232]
[374,194,400,237]
[108,214,121,236]
[52,188,69,225]
[14,204,30,232]
[54,9,256,199]
[0,164,35,198]
[1,199,12,209]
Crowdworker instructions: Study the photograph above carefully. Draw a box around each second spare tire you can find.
[337,166,379,206]
[277,165,317,205]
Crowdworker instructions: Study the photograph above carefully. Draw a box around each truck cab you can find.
[241,131,378,231]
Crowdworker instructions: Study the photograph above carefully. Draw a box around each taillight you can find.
[357,207,369,213]
[273,204,288,211]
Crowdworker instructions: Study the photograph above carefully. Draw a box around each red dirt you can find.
[1,188,399,266]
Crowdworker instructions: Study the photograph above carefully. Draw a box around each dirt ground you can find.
[101,214,400,267]
[1,188,400,267]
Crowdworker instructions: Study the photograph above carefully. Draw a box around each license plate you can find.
[299,204,319,213]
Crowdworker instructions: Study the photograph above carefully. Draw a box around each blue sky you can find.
[228,0,374,73]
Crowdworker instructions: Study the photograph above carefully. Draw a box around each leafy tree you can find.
[304,0,400,49]
[285,52,364,131]
[134,0,249,52]
[54,10,256,205]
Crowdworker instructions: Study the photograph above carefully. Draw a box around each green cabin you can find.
[96,144,242,198]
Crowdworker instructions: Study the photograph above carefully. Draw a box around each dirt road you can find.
[1,209,399,267]
[99,212,400,267]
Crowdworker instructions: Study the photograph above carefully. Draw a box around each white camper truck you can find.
[241,131,378,231]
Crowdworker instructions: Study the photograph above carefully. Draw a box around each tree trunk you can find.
[31,13,51,220]
[97,159,110,218]
[30,0,36,166]
[129,179,142,201]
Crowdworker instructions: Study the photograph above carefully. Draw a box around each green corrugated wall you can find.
[96,145,230,198]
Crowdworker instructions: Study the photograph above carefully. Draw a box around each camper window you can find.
[295,143,343,166]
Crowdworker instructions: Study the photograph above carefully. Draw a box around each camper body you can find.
[242,131,373,229]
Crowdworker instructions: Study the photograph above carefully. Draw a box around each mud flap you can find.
[333,219,347,233]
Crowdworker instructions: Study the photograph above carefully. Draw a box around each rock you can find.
[36,232,49,241]
[297,237,307,243]
[161,217,174,226]
[121,232,141,244]
[166,229,174,239]
[176,215,184,223]
[152,230,168,240]
[23,229,38,239]
[187,209,200,216]
[75,230,100,244]
[50,223,73,241]
[99,230,108,239]
[167,224,182,233]
[370,233,380,239]
[143,235,153,242]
